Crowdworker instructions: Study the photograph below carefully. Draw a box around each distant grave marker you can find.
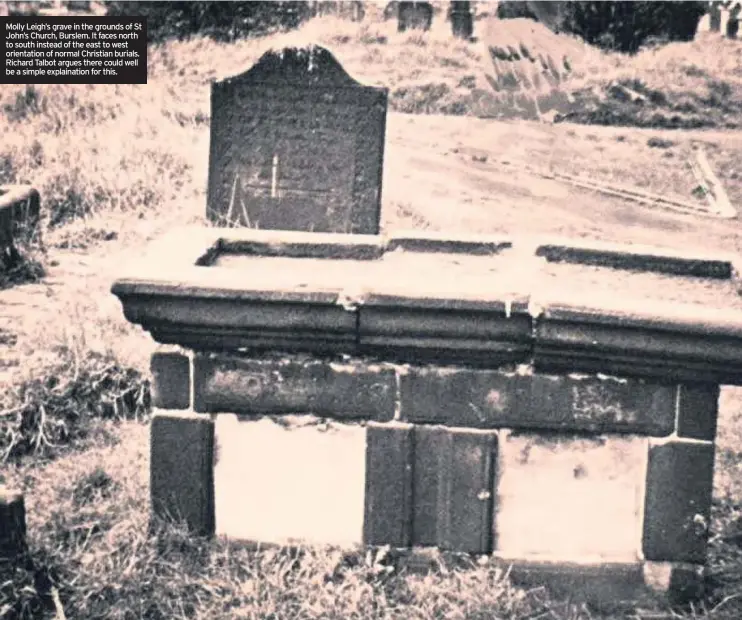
[709,2,722,32]
[728,4,740,38]
[207,46,388,235]
[450,1,474,39]
[397,1,433,32]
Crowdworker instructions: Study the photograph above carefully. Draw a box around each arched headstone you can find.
[398,1,433,32]
[450,0,474,39]
[728,3,740,38]
[206,46,388,234]
[709,1,722,32]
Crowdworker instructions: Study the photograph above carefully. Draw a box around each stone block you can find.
[212,415,366,547]
[150,348,191,410]
[399,366,518,428]
[520,373,676,435]
[0,185,40,251]
[410,426,445,546]
[438,429,497,553]
[643,561,705,606]
[150,412,215,536]
[495,431,647,561]
[400,367,676,434]
[0,489,26,561]
[411,427,497,553]
[363,423,413,547]
[119,294,358,354]
[676,383,720,441]
[535,304,742,385]
[507,561,647,613]
[643,440,715,563]
[193,353,396,421]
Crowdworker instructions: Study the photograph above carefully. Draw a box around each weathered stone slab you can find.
[399,367,676,434]
[520,373,676,436]
[0,185,40,252]
[193,353,396,421]
[676,383,720,441]
[207,46,388,234]
[213,415,366,547]
[363,423,413,547]
[438,429,497,553]
[495,431,647,561]
[400,367,519,428]
[150,412,214,536]
[150,348,191,410]
[119,294,358,354]
[643,440,715,564]
[508,560,704,610]
[535,300,742,384]
[113,227,742,385]
[0,488,26,562]
[410,427,497,553]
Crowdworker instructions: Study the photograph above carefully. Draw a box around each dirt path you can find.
[383,114,742,253]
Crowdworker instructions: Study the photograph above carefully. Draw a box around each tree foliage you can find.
[104,1,312,43]
[496,1,708,54]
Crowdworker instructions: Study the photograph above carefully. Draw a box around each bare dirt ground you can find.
[384,114,742,251]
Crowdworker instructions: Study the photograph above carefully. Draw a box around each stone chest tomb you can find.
[112,44,742,609]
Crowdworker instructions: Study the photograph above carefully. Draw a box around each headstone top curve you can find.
[217,45,373,90]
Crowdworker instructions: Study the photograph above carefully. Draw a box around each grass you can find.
[0,245,45,291]
[0,425,600,619]
[0,7,742,619]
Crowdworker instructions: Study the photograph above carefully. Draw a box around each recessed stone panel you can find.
[213,415,366,548]
[494,431,647,562]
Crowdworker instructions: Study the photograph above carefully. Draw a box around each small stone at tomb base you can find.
[0,489,27,561]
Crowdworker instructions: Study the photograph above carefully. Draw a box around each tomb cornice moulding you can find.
[111,227,742,384]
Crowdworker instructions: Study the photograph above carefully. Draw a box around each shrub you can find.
[0,349,150,462]
[104,1,313,43]
[497,1,708,54]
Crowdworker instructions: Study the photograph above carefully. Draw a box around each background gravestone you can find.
[397,1,433,32]
[450,1,473,39]
[207,46,388,235]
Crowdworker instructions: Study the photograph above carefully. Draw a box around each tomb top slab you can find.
[112,227,742,383]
